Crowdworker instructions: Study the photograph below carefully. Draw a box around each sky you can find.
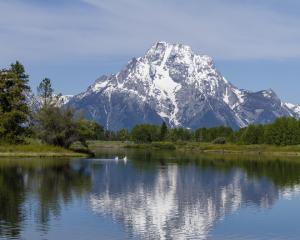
[0,0,300,103]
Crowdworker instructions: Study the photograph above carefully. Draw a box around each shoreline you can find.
[179,149,300,157]
[86,141,300,158]
[0,152,88,158]
[0,141,90,158]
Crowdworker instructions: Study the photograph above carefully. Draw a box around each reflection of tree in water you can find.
[0,159,91,239]
[0,167,25,238]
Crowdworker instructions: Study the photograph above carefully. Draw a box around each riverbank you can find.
[0,140,89,157]
[83,141,300,157]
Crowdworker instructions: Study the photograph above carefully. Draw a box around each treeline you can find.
[126,118,300,146]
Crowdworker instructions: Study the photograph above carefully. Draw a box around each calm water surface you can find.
[1,150,300,240]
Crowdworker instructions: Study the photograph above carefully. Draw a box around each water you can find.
[1,151,300,239]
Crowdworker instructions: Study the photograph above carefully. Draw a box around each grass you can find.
[0,139,88,157]
[125,142,176,150]
[84,140,300,157]
[175,142,300,156]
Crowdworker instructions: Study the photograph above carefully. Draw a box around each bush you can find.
[212,137,226,144]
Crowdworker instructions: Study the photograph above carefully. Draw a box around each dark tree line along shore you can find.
[128,118,300,146]
[1,61,300,148]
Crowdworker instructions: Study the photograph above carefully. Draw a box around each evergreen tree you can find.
[0,62,30,143]
[160,122,168,141]
[37,78,54,107]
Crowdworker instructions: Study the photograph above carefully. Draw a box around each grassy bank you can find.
[83,140,300,157]
[173,142,300,156]
[0,139,88,157]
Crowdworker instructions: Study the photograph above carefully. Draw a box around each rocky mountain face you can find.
[67,42,299,130]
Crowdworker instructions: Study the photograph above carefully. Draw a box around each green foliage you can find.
[116,128,129,142]
[195,126,233,142]
[37,78,54,107]
[264,117,300,146]
[230,118,300,146]
[239,124,265,144]
[77,120,104,141]
[33,78,105,148]
[0,61,30,143]
[127,118,300,146]
[212,137,226,144]
[34,106,79,148]
[103,130,117,141]
[168,128,193,142]
[131,124,160,143]
[34,104,104,149]
[160,122,168,141]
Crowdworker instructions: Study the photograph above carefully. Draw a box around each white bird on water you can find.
[123,156,127,163]
[114,156,119,161]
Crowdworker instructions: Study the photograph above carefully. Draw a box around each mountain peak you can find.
[67,42,300,130]
[145,41,193,64]
[261,89,278,99]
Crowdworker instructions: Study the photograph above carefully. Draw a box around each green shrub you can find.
[212,137,226,144]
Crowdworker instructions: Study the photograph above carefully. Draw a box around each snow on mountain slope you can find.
[59,95,73,105]
[285,103,300,117]
[67,42,300,130]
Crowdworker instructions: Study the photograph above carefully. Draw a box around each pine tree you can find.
[37,78,54,107]
[0,61,31,143]
[160,122,168,141]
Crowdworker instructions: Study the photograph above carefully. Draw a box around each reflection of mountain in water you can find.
[89,162,300,240]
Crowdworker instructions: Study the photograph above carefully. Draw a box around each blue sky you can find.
[1,0,300,103]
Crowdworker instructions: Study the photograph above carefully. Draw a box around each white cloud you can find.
[0,0,300,65]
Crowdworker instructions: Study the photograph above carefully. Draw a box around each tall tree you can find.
[37,78,54,107]
[160,122,168,141]
[0,62,30,143]
[10,61,30,87]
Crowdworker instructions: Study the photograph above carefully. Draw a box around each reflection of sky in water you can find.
[89,161,300,240]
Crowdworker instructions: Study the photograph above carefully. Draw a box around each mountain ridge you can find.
[67,41,300,130]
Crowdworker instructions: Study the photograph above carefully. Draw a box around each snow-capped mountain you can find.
[68,41,299,130]
[285,103,300,118]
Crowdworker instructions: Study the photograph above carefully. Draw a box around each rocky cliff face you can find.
[68,41,298,130]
